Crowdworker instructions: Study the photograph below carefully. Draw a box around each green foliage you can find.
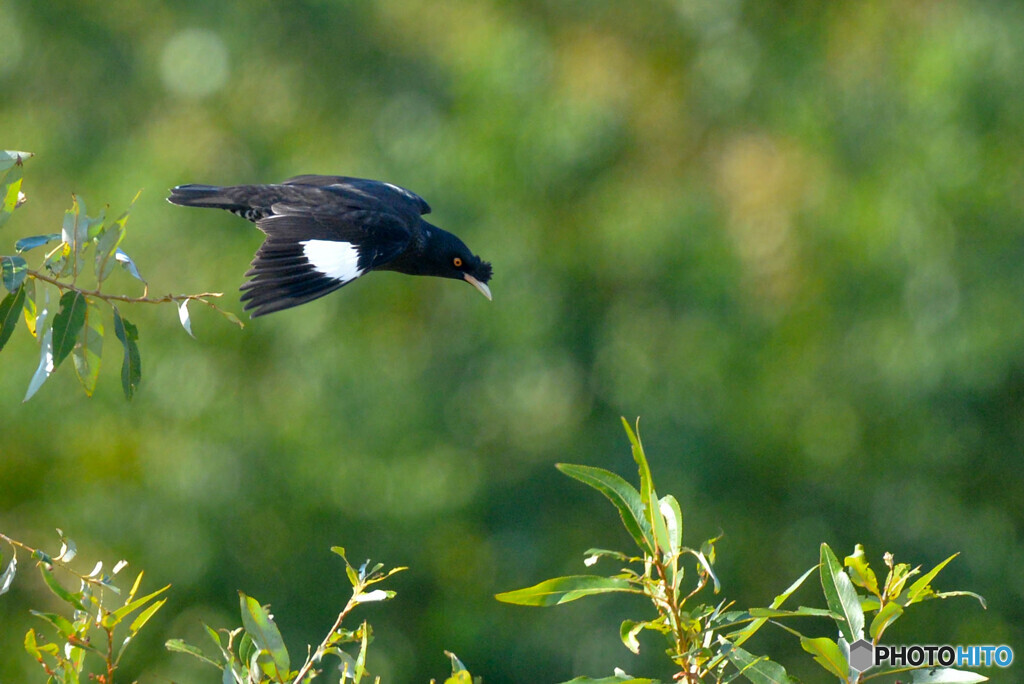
[167,545,409,683]
[0,155,240,401]
[497,420,988,683]
[0,530,167,684]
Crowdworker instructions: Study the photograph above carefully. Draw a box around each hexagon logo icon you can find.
[849,639,875,672]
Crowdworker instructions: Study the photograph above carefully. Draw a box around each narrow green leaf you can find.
[29,610,75,638]
[559,678,659,684]
[238,592,290,676]
[902,553,958,606]
[910,668,989,683]
[932,590,987,608]
[659,495,683,556]
[557,463,653,554]
[113,307,141,399]
[129,597,167,635]
[166,638,223,669]
[718,638,795,684]
[869,601,903,640]
[354,620,370,681]
[51,291,87,368]
[24,628,41,659]
[621,418,671,557]
[72,301,103,396]
[38,564,86,611]
[820,543,864,642]
[495,575,636,606]
[748,607,837,619]
[1,255,27,291]
[16,234,61,253]
[728,565,818,650]
[0,284,25,351]
[799,636,848,680]
[21,277,36,336]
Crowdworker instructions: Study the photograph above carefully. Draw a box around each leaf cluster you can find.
[0,530,168,684]
[1,151,240,401]
[495,419,988,684]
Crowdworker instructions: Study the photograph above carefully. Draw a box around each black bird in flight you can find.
[168,175,492,317]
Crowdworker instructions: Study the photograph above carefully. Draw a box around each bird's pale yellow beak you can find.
[464,273,492,301]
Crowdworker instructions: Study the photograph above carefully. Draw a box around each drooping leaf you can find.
[15,234,61,253]
[29,610,75,638]
[495,575,636,606]
[910,668,989,683]
[51,291,87,368]
[557,463,653,554]
[931,590,987,608]
[38,564,86,611]
[22,278,37,336]
[820,543,864,643]
[0,552,16,595]
[619,619,646,654]
[114,248,146,283]
[1,254,27,292]
[178,300,195,338]
[72,301,103,396]
[0,285,25,351]
[238,592,290,677]
[23,327,54,402]
[113,307,141,399]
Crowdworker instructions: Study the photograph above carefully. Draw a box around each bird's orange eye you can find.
[453,257,463,268]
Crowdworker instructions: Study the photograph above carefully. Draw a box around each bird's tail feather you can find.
[167,184,245,211]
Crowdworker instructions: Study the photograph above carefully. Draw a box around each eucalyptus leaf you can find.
[51,291,87,368]
[114,248,146,283]
[113,307,141,399]
[1,255,27,292]
[72,301,103,396]
[15,234,60,253]
[23,327,54,402]
[0,285,25,351]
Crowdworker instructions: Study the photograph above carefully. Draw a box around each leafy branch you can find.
[0,150,242,401]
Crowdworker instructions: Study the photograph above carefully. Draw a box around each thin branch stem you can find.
[27,268,223,306]
[292,592,361,684]
[0,531,109,589]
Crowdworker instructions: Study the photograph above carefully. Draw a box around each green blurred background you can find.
[2,1,1023,681]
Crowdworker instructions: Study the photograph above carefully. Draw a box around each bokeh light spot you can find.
[160,29,229,98]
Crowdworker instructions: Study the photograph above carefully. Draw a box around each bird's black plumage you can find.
[167,175,492,317]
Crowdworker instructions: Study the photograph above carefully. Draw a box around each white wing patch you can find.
[301,239,364,282]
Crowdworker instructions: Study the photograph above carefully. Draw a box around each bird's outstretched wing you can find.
[240,206,411,317]
[283,175,432,216]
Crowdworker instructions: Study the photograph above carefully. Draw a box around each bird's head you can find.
[425,228,493,300]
